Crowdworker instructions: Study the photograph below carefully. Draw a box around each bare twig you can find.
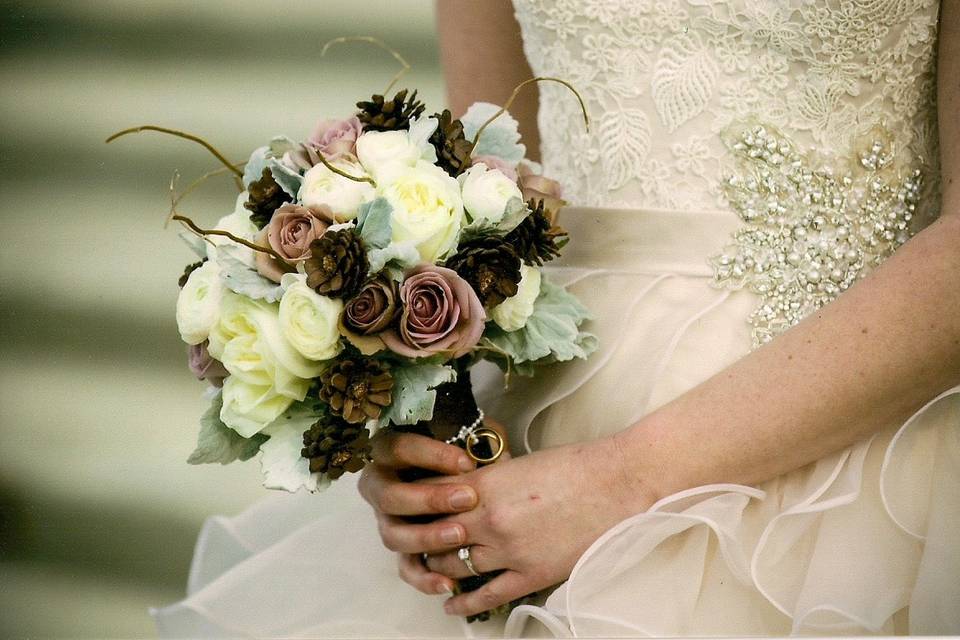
[468,77,590,159]
[171,213,288,263]
[315,152,376,185]
[322,35,411,96]
[106,125,244,190]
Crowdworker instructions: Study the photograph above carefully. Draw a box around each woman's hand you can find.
[357,430,482,595]
[425,435,658,618]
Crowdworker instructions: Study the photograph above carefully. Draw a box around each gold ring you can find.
[465,428,505,463]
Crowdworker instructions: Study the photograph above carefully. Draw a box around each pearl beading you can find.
[711,124,922,346]
[444,409,486,446]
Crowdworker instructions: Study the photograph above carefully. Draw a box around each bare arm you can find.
[436,0,541,160]
[616,0,960,504]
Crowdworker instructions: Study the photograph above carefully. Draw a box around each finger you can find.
[372,431,476,475]
[397,553,455,596]
[443,570,531,618]
[372,476,477,516]
[378,515,470,554]
[425,544,502,579]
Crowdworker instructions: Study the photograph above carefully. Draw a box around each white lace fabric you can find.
[513,0,941,217]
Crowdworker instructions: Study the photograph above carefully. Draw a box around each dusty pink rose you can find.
[339,276,399,355]
[382,265,486,359]
[308,116,363,160]
[518,164,565,218]
[255,203,330,283]
[471,154,518,182]
[188,341,229,387]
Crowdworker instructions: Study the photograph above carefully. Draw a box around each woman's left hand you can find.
[423,435,658,618]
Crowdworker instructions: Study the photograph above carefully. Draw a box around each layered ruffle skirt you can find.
[153,207,960,637]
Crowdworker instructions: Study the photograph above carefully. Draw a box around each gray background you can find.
[0,1,444,636]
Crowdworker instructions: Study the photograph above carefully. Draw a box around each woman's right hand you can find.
[357,431,479,595]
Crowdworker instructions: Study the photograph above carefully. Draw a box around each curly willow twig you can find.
[321,35,411,97]
[468,77,590,160]
[106,125,244,190]
[165,163,247,229]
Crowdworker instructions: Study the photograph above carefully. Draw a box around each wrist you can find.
[609,412,687,510]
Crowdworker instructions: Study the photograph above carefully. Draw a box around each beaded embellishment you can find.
[711,124,922,347]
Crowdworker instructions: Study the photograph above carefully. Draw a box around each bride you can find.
[154,0,960,636]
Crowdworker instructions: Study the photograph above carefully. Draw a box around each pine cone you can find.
[319,358,394,424]
[244,168,291,229]
[356,89,425,132]
[300,417,372,479]
[178,259,205,288]
[304,229,369,299]
[505,199,569,266]
[429,110,473,177]
[445,236,522,307]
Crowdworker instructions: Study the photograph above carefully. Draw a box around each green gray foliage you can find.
[377,364,457,427]
[267,158,302,198]
[356,198,393,250]
[217,246,284,302]
[484,278,598,371]
[461,102,526,164]
[243,146,270,187]
[188,392,269,465]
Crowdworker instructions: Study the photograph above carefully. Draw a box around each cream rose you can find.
[355,130,422,180]
[208,291,323,436]
[176,260,224,345]
[279,273,344,361]
[491,264,541,332]
[206,193,259,267]
[378,160,464,263]
[459,164,523,224]
[299,157,375,222]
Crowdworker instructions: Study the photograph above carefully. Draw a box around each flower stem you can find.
[468,77,590,159]
[171,213,288,263]
[106,125,244,190]
[322,35,410,97]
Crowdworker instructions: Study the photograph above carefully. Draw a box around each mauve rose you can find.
[382,265,485,359]
[518,164,565,218]
[189,341,229,387]
[255,203,330,283]
[308,116,363,160]
[471,154,518,182]
[339,277,399,355]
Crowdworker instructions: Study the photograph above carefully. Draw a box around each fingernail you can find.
[444,601,456,615]
[436,582,453,595]
[457,456,475,473]
[440,526,463,544]
[449,488,475,510]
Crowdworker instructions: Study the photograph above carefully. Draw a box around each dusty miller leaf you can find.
[461,102,526,164]
[259,401,328,493]
[483,277,597,365]
[217,245,284,302]
[243,146,270,187]
[179,231,209,258]
[267,158,302,198]
[188,392,268,465]
[378,364,457,427]
[355,198,393,250]
[367,241,420,277]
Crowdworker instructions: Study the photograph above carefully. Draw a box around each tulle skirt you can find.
[153,207,960,637]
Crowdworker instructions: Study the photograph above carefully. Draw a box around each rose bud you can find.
[339,276,399,355]
[518,164,566,222]
[254,203,330,283]
[188,341,229,387]
[381,265,485,359]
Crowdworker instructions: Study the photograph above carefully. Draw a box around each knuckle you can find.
[483,506,510,535]
[478,586,501,608]
[376,485,400,514]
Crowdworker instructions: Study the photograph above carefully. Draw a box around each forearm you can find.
[616,212,960,503]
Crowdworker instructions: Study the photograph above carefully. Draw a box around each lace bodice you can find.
[513,0,941,221]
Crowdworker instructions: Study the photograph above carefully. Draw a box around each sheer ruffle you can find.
[154,207,959,637]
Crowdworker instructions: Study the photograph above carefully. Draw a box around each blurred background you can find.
[0,2,444,636]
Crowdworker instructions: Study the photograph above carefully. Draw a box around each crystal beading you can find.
[711,124,922,347]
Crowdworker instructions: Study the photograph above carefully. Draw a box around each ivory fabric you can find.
[153,0,959,635]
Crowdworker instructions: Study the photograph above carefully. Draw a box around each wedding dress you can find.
[153,0,960,636]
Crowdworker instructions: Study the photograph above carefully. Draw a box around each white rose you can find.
[176,260,224,345]
[459,164,523,224]
[206,193,259,267]
[299,158,375,222]
[220,377,295,438]
[355,130,422,180]
[278,273,344,361]
[491,264,541,332]
[378,160,464,263]
[208,291,323,436]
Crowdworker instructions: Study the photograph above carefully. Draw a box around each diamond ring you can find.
[457,546,481,577]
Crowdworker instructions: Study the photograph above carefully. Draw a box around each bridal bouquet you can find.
[127,82,596,493]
